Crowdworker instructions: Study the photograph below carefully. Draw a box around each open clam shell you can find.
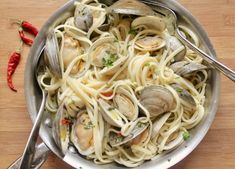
[109,122,148,147]
[135,36,166,52]
[165,35,186,61]
[52,103,70,154]
[70,110,95,156]
[74,3,93,32]
[98,98,126,128]
[113,87,139,121]
[171,84,196,111]
[99,56,128,76]
[107,0,155,16]
[131,15,166,32]
[170,61,207,76]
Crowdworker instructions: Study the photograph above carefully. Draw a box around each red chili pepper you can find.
[101,91,113,97]
[21,20,38,36]
[11,19,38,36]
[18,27,33,46]
[61,119,71,125]
[7,43,23,92]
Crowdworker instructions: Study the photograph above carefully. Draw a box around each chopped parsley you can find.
[128,28,137,35]
[137,122,144,128]
[102,53,118,68]
[183,131,190,140]
[115,134,124,143]
[114,39,118,43]
[144,62,150,67]
[176,87,183,93]
[84,121,94,130]
[108,107,115,111]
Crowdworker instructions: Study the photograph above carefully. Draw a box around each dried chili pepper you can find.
[18,27,33,46]
[7,42,23,92]
[12,19,38,36]
[101,91,113,97]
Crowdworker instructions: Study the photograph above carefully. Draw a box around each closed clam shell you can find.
[140,85,175,118]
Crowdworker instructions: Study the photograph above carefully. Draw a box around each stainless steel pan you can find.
[10,0,220,168]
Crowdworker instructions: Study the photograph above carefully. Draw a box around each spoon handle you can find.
[176,29,235,82]
[7,142,49,169]
[18,91,47,169]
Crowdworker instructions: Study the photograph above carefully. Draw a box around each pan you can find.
[9,0,220,168]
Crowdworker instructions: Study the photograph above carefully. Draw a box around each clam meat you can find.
[131,16,166,32]
[109,122,148,147]
[62,35,85,73]
[70,110,94,156]
[113,87,139,121]
[135,36,166,52]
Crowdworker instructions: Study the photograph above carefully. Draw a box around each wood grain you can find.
[0,0,235,168]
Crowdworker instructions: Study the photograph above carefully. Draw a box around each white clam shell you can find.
[70,111,95,156]
[52,103,70,154]
[98,98,126,127]
[131,16,166,32]
[114,87,139,121]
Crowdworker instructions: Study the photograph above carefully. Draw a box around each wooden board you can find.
[0,0,235,168]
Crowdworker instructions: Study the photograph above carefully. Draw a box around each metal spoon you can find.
[106,0,155,16]
[141,0,235,82]
[18,30,62,169]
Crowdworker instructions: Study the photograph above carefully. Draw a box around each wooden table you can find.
[0,0,235,168]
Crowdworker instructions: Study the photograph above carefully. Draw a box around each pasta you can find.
[40,0,208,167]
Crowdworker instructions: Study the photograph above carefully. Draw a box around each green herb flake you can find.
[183,131,190,140]
[176,88,183,93]
[144,62,150,67]
[116,135,124,143]
[114,39,118,43]
[79,167,83,169]
[102,53,118,68]
[108,107,115,111]
[84,121,94,130]
[128,28,137,35]
[137,122,144,128]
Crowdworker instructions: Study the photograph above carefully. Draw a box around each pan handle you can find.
[7,142,50,169]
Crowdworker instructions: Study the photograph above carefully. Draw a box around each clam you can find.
[171,84,196,111]
[113,87,139,121]
[74,3,93,32]
[98,98,126,127]
[130,128,149,145]
[90,37,128,76]
[109,122,148,147]
[90,43,116,67]
[170,61,207,77]
[99,56,128,76]
[62,35,84,73]
[70,110,94,156]
[131,16,166,32]
[166,35,186,61]
[52,103,70,154]
[139,85,175,118]
[151,112,171,139]
[107,0,155,16]
[135,36,166,52]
